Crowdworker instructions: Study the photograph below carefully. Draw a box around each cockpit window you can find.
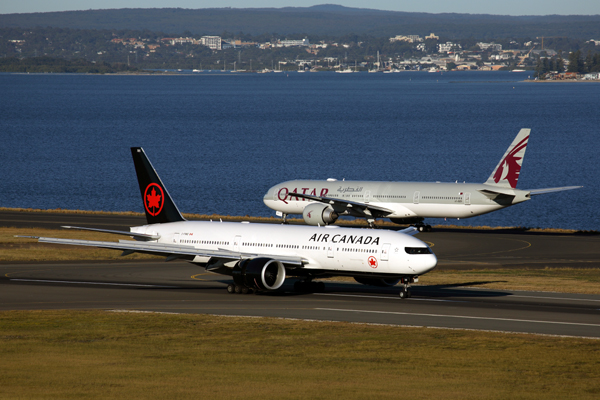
[405,247,431,255]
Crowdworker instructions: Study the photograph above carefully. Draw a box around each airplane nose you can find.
[415,253,437,275]
[263,187,274,206]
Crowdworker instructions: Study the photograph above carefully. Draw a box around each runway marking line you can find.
[9,278,179,288]
[318,292,600,304]
[511,294,600,303]
[315,293,463,302]
[191,273,213,281]
[440,237,532,258]
[317,308,600,328]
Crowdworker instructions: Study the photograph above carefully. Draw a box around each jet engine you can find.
[354,277,400,287]
[302,203,339,226]
[232,258,286,291]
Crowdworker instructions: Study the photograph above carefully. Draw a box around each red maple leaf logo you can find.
[368,256,378,268]
[493,136,529,188]
[144,183,164,216]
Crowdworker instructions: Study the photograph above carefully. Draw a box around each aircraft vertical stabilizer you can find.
[485,128,530,188]
[131,147,185,224]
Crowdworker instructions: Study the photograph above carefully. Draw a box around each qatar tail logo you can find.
[144,183,164,216]
[493,136,529,188]
[368,256,378,269]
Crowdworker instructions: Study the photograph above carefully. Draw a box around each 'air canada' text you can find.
[308,233,380,245]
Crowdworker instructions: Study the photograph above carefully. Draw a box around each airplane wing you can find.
[398,227,419,236]
[289,192,394,219]
[528,186,583,196]
[18,236,306,266]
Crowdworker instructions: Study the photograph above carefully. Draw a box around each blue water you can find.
[1,71,598,230]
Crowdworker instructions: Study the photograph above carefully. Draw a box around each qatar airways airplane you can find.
[263,129,582,230]
[19,148,436,299]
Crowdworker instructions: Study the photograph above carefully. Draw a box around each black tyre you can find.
[227,284,235,294]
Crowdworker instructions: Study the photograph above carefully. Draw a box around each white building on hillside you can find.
[201,36,222,50]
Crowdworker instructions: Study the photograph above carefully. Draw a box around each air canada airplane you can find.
[19,148,437,299]
[263,129,582,230]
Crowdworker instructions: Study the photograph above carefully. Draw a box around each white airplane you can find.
[19,147,437,299]
[263,129,582,230]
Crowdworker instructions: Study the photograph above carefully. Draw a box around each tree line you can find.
[2,27,599,73]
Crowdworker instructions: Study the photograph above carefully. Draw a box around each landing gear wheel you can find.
[234,285,243,294]
[227,284,235,294]
[241,286,250,294]
[416,223,432,232]
[399,277,413,299]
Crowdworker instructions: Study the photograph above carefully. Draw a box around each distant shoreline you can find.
[524,79,600,83]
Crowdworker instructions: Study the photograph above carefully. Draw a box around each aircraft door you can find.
[327,245,334,258]
[413,191,420,204]
[465,192,471,206]
[173,233,180,244]
[233,235,242,252]
[364,190,371,203]
[381,243,391,261]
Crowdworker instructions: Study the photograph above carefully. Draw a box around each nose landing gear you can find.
[398,277,415,299]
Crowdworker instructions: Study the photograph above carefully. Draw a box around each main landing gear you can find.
[367,219,379,229]
[227,284,254,295]
[415,223,432,232]
[398,277,413,299]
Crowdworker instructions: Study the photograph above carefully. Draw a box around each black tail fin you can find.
[131,147,185,224]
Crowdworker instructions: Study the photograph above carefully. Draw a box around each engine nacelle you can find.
[232,258,286,291]
[354,277,400,287]
[302,203,339,226]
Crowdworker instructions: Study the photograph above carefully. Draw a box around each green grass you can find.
[417,268,600,294]
[0,310,599,399]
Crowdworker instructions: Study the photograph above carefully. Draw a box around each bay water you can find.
[1,71,598,230]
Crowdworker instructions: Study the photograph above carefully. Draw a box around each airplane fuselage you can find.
[264,180,532,220]
[130,220,437,278]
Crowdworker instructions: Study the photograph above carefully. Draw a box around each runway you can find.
[2,210,600,338]
[2,259,600,338]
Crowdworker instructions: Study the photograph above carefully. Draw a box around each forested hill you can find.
[1,5,600,39]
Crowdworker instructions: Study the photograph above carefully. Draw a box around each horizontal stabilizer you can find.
[61,226,160,240]
[478,187,516,198]
[529,186,583,196]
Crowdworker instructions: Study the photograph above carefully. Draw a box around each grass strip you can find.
[418,268,600,294]
[0,310,599,400]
